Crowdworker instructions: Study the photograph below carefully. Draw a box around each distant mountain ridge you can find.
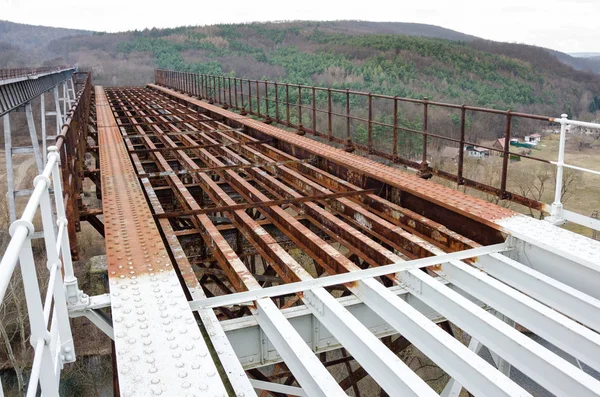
[0,20,93,66]
[2,19,600,74]
[1,19,600,119]
[570,52,600,58]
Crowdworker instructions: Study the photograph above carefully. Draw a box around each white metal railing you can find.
[0,146,78,397]
[546,115,600,231]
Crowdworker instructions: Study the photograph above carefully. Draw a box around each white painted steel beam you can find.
[189,243,509,310]
[475,253,600,332]
[255,299,347,397]
[441,260,600,372]
[442,261,600,370]
[303,288,437,397]
[250,379,307,396]
[440,337,483,397]
[496,216,600,300]
[353,278,530,397]
[222,285,444,369]
[397,268,600,397]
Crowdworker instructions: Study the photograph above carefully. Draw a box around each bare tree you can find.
[513,164,580,219]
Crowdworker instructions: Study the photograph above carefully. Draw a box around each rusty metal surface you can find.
[102,85,506,301]
[95,86,229,397]
[0,65,72,81]
[155,70,557,211]
[98,84,535,394]
[150,83,515,230]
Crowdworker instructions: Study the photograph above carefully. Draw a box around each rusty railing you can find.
[154,70,589,216]
[0,65,73,81]
[55,71,92,260]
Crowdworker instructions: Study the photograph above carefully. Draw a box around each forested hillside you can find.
[3,20,600,119]
[0,20,92,66]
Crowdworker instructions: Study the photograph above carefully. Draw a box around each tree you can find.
[513,164,580,219]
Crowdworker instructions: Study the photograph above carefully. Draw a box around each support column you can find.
[3,114,16,222]
[25,102,43,174]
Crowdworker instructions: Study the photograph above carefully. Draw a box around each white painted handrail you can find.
[546,115,600,231]
[0,146,76,397]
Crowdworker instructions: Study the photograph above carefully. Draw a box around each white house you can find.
[524,133,542,145]
[466,146,490,159]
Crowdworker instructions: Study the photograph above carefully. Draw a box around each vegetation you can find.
[2,20,600,119]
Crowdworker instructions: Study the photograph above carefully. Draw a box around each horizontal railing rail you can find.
[0,72,91,396]
[154,70,600,231]
[0,66,72,81]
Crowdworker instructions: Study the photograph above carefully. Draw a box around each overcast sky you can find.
[1,0,599,53]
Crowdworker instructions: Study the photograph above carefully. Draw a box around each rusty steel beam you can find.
[105,88,349,396]
[124,86,549,397]
[155,189,376,218]
[149,83,510,244]
[106,87,443,396]
[95,86,230,396]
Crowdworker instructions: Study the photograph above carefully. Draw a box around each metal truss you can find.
[96,84,600,397]
[2,68,599,397]
[0,67,75,116]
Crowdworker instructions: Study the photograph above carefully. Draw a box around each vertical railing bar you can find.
[344,88,353,151]
[228,77,233,108]
[327,88,332,141]
[248,80,252,114]
[312,87,316,135]
[285,83,290,126]
[368,93,373,153]
[393,97,399,161]
[297,85,304,135]
[500,111,512,198]
[265,81,271,123]
[457,105,466,186]
[240,79,246,115]
[274,82,279,123]
[421,97,429,175]
[256,80,261,117]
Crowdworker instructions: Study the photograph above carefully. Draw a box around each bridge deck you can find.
[96,86,229,396]
[94,84,600,397]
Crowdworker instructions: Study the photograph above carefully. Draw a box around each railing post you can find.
[393,97,399,162]
[256,80,261,116]
[344,88,354,152]
[222,77,228,109]
[311,87,317,135]
[457,105,466,186]
[264,81,272,124]
[285,83,290,126]
[18,237,59,397]
[327,89,333,141]
[229,77,233,109]
[201,74,205,99]
[248,80,252,113]
[500,111,512,198]
[217,76,222,105]
[368,93,373,153]
[274,82,279,123]
[240,79,247,115]
[296,85,304,135]
[547,113,569,224]
[419,97,430,177]
[37,171,74,364]
[48,146,81,305]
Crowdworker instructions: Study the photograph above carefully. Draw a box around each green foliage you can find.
[589,95,600,113]
[268,47,353,84]
[102,21,600,117]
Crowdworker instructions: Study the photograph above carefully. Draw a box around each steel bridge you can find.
[1,67,600,397]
